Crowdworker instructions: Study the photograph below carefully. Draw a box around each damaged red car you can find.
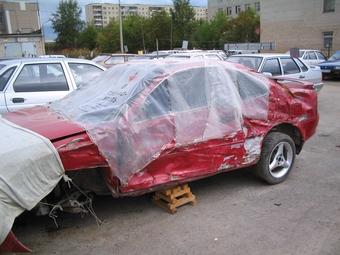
[0,59,318,252]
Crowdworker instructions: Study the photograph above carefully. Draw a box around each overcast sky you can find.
[34,0,208,40]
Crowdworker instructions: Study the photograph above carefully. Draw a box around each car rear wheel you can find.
[253,132,296,184]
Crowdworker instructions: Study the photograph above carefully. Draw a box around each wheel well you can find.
[269,123,302,154]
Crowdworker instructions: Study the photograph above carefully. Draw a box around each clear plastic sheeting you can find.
[50,60,270,183]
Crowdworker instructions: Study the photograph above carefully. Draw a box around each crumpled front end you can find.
[0,116,65,253]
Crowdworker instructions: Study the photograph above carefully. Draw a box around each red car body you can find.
[0,60,318,253]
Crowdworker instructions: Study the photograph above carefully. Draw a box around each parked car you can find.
[131,53,172,60]
[152,50,179,54]
[226,53,323,93]
[166,52,224,60]
[204,50,228,60]
[0,58,106,114]
[92,53,136,68]
[317,50,340,79]
[285,49,327,66]
[227,50,258,56]
[38,54,66,58]
[0,59,319,252]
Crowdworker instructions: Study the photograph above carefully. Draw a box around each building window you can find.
[323,0,335,12]
[235,5,241,14]
[218,0,223,2]
[227,7,232,15]
[245,4,250,10]
[323,31,333,48]
[218,8,223,13]
[255,2,260,11]
[0,14,3,24]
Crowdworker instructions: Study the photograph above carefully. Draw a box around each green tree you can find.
[50,0,85,49]
[222,8,260,43]
[78,24,98,50]
[170,0,195,47]
[194,11,231,49]
[122,15,146,53]
[145,10,172,51]
[96,20,121,53]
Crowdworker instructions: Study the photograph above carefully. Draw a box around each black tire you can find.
[253,132,296,184]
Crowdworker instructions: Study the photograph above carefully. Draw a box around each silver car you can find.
[285,49,327,66]
[227,53,323,93]
[0,58,106,114]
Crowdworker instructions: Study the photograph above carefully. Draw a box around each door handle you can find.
[11,98,26,103]
[299,75,305,79]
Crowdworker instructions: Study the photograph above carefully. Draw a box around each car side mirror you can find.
[262,72,273,77]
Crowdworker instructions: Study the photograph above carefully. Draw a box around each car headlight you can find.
[334,66,340,70]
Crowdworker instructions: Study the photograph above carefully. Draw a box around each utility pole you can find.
[119,0,124,53]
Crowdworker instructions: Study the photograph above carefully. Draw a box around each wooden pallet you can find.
[151,184,197,214]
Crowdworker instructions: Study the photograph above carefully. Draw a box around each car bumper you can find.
[321,69,340,77]
[313,82,323,94]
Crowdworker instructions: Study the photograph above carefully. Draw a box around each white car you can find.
[226,53,323,93]
[285,49,327,66]
[166,52,224,60]
[0,58,106,114]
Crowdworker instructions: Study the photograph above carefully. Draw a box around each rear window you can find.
[227,56,262,70]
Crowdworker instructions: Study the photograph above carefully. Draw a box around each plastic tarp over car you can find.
[50,60,270,183]
[0,117,65,245]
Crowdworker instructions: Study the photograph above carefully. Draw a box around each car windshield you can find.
[166,55,191,59]
[92,55,109,63]
[49,60,270,182]
[227,56,263,70]
[328,52,340,61]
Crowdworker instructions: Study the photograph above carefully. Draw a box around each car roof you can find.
[167,52,217,57]
[132,53,171,59]
[39,54,66,58]
[109,53,136,56]
[0,57,102,64]
[0,57,106,70]
[229,53,293,58]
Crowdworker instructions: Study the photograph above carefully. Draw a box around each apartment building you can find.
[208,0,260,20]
[0,0,44,57]
[260,0,339,55]
[85,3,208,28]
[208,0,339,55]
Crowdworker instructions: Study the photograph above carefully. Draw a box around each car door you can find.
[260,57,308,80]
[302,50,318,65]
[4,62,74,112]
[121,66,246,182]
[278,57,311,81]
